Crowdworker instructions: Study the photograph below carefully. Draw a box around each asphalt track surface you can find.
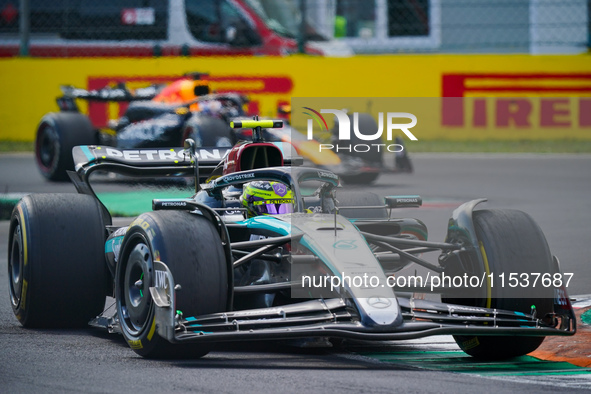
[1,152,591,393]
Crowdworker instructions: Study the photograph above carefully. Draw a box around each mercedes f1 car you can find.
[11,119,574,359]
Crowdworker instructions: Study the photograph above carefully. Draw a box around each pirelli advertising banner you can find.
[0,54,590,141]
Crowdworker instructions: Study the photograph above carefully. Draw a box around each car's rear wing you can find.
[72,142,299,177]
[69,145,230,225]
[60,84,163,102]
[57,83,248,113]
[72,145,229,176]
[57,84,163,112]
[68,143,301,224]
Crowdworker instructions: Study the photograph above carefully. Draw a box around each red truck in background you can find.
[0,0,351,57]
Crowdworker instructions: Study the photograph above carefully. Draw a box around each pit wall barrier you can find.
[0,54,590,141]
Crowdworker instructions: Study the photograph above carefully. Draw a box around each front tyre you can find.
[445,209,554,360]
[116,211,227,358]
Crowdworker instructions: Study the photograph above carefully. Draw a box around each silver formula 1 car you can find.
[8,120,575,359]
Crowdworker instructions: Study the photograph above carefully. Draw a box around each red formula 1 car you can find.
[35,73,247,181]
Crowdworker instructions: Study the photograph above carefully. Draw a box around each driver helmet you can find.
[240,181,295,218]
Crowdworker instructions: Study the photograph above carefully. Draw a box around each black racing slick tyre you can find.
[8,194,107,328]
[336,191,387,219]
[444,209,554,360]
[35,112,97,181]
[116,211,228,359]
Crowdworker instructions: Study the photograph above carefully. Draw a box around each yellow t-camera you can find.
[230,120,283,129]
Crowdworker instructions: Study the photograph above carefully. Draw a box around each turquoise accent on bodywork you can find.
[299,236,342,278]
[271,141,284,155]
[184,318,211,332]
[105,236,124,254]
[270,142,289,157]
[235,216,293,236]
[235,215,344,278]
[233,215,340,275]
[515,311,531,326]
[80,146,95,162]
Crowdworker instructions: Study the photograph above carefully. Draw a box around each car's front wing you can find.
[149,261,575,345]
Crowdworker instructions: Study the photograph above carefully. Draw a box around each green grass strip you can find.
[97,190,190,217]
[0,141,34,152]
[0,199,19,220]
[0,193,29,220]
[359,351,591,375]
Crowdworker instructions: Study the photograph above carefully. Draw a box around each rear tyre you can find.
[116,211,227,358]
[35,112,97,181]
[444,209,554,360]
[336,191,387,219]
[8,194,107,327]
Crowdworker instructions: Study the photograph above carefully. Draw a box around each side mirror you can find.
[183,138,196,151]
[183,138,200,192]
[225,26,237,43]
[224,23,262,47]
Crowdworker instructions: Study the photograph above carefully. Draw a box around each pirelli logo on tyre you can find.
[20,279,28,311]
[128,339,143,350]
[460,337,480,350]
